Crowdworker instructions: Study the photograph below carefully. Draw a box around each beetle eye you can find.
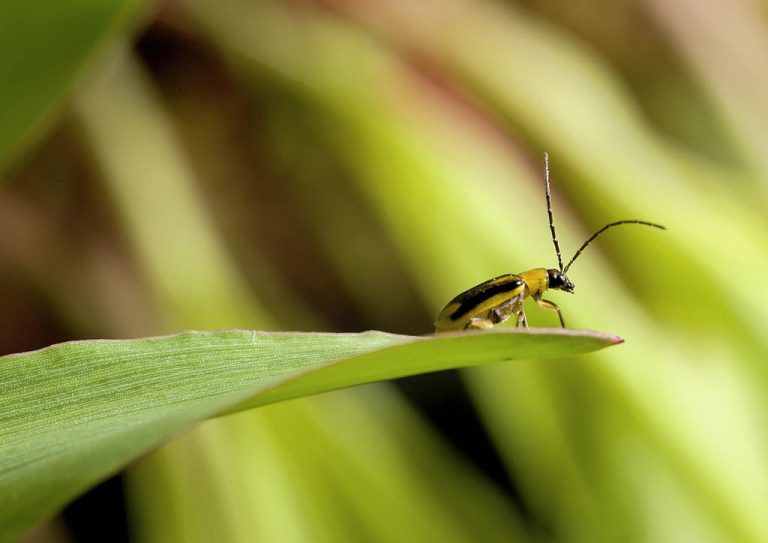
[548,269,565,289]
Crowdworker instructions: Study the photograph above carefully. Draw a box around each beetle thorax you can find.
[519,268,549,298]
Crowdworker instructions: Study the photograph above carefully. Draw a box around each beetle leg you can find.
[535,297,566,328]
[490,294,523,326]
[465,317,494,330]
[516,310,528,329]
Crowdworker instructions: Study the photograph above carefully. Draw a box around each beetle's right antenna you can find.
[563,220,666,273]
[544,153,564,271]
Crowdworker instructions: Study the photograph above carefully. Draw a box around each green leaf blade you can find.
[0,328,620,540]
[243,328,622,410]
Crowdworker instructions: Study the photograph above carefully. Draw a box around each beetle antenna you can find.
[563,220,666,273]
[543,153,564,271]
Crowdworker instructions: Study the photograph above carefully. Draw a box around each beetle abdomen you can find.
[435,274,524,331]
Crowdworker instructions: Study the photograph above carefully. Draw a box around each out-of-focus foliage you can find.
[0,0,145,174]
[1,0,767,542]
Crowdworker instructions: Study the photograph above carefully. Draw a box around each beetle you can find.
[434,153,665,332]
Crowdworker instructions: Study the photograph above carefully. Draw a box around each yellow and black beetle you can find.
[434,153,665,332]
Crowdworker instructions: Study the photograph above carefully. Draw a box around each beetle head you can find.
[547,269,574,293]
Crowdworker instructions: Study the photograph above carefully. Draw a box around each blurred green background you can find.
[2,0,768,541]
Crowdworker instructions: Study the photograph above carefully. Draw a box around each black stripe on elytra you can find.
[449,279,523,320]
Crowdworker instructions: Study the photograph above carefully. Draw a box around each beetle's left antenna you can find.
[544,153,564,271]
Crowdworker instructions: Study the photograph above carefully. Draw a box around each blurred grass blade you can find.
[131,386,532,543]
[0,328,619,540]
[0,0,146,176]
[74,49,268,331]
[643,0,768,179]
